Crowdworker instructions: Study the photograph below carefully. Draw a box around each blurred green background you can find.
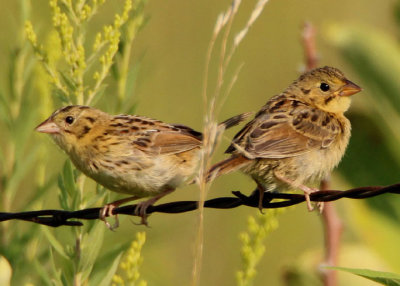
[0,0,400,285]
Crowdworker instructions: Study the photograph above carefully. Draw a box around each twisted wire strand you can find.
[1,183,399,227]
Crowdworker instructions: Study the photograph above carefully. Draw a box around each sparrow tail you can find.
[217,112,252,130]
[206,155,251,182]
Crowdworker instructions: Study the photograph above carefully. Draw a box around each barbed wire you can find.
[1,183,399,227]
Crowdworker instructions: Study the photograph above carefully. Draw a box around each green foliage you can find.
[0,1,53,284]
[328,21,400,222]
[326,3,400,282]
[0,0,149,285]
[330,267,400,286]
[236,210,280,286]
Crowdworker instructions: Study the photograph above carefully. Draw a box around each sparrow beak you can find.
[35,118,60,134]
[337,79,362,97]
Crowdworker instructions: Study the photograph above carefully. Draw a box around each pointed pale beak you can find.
[337,79,362,97]
[35,118,60,134]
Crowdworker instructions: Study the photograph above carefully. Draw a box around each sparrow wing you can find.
[227,100,341,159]
[142,131,202,155]
[105,115,202,156]
[128,122,201,155]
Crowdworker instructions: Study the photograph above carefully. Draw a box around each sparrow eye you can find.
[65,116,74,124]
[320,83,330,92]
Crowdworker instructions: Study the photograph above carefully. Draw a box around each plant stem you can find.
[321,180,343,286]
[301,22,343,286]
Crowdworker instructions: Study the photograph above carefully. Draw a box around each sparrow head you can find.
[291,66,362,113]
[35,105,106,152]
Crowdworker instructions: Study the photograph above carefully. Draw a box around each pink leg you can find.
[100,196,139,230]
[273,172,322,212]
[134,188,175,226]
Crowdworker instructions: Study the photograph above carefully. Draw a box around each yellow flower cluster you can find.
[88,0,133,104]
[25,0,139,105]
[112,232,147,286]
[237,210,281,286]
[80,0,107,21]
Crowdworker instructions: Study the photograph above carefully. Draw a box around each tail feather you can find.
[217,112,252,130]
[206,155,251,182]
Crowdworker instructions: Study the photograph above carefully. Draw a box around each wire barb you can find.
[1,183,399,227]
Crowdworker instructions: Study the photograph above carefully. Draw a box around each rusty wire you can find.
[0,183,399,227]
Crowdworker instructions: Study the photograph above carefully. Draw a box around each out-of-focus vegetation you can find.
[331,267,400,286]
[0,0,400,285]
[1,0,147,285]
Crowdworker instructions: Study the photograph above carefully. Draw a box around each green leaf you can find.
[90,253,123,286]
[53,88,71,105]
[124,62,140,101]
[86,186,107,208]
[329,266,400,286]
[110,57,120,80]
[41,227,69,259]
[88,84,107,106]
[6,147,39,202]
[59,71,77,92]
[0,88,12,127]
[61,272,69,286]
[90,240,130,286]
[63,160,77,198]
[58,174,69,210]
[50,247,66,286]
[96,253,123,286]
[33,258,57,286]
[78,222,105,282]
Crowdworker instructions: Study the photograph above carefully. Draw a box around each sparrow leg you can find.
[296,184,319,212]
[256,183,266,213]
[100,196,139,230]
[273,172,319,212]
[317,201,324,213]
[297,185,324,212]
[134,188,175,226]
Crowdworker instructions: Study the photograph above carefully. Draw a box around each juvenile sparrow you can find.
[36,105,250,227]
[207,66,362,211]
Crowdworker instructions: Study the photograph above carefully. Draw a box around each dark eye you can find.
[320,83,330,92]
[65,116,74,124]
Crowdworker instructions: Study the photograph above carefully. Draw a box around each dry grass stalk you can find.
[192,1,269,285]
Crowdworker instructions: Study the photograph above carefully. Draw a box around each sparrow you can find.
[207,66,362,211]
[36,105,250,227]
